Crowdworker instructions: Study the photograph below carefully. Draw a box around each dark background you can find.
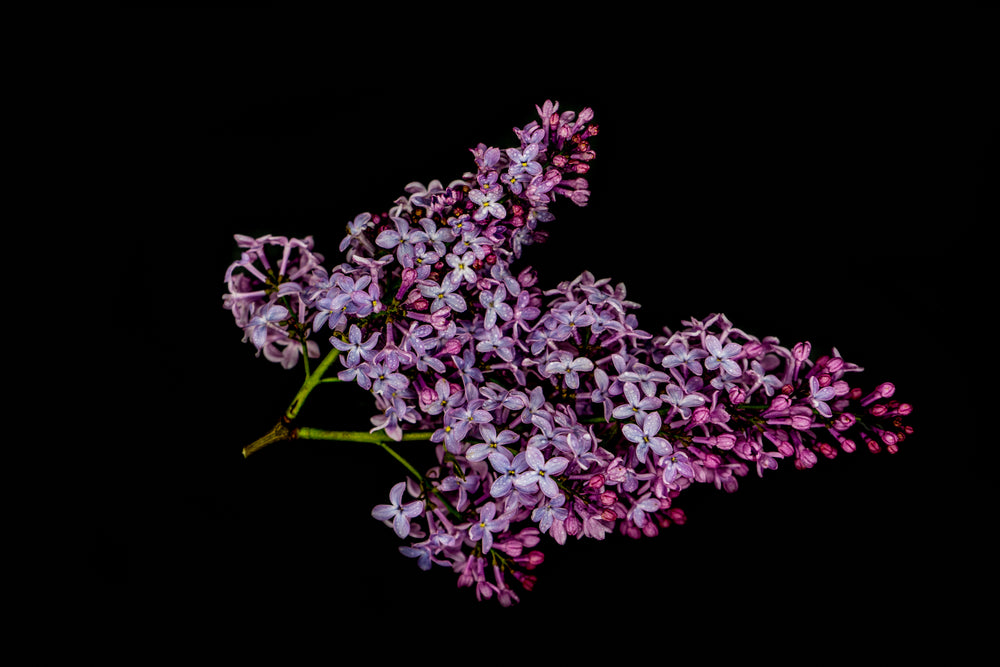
[91,13,990,655]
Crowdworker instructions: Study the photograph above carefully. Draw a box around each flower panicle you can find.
[222,100,912,606]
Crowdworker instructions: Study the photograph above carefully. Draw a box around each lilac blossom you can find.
[372,481,424,539]
[622,411,671,464]
[331,323,380,367]
[704,335,743,377]
[469,188,506,221]
[224,100,912,607]
[468,503,509,554]
[515,447,569,498]
[531,493,568,534]
[246,303,288,350]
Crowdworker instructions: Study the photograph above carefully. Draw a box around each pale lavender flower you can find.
[368,360,410,396]
[660,341,709,375]
[246,303,288,350]
[661,450,696,484]
[659,383,706,420]
[331,323,380,367]
[375,215,429,263]
[749,359,784,397]
[423,377,464,416]
[543,351,594,390]
[418,218,456,256]
[612,381,663,421]
[445,250,478,285]
[469,188,506,221]
[468,502,509,554]
[419,274,467,314]
[372,481,424,539]
[466,423,520,462]
[617,363,668,397]
[489,451,529,499]
[531,493,568,533]
[809,376,838,418]
[627,494,661,529]
[622,411,671,464]
[339,212,374,253]
[704,335,743,377]
[475,327,516,363]
[515,447,569,498]
[479,284,514,330]
[506,143,542,176]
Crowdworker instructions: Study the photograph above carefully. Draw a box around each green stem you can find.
[285,347,341,421]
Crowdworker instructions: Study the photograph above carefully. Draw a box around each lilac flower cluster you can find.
[223,101,912,606]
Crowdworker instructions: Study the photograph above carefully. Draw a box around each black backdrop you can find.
[98,19,990,656]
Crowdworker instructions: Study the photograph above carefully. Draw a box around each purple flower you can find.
[531,493,568,533]
[612,381,663,421]
[809,376,838,418]
[466,423,521,462]
[704,335,743,377]
[469,188,506,222]
[375,215,429,263]
[661,450,696,484]
[479,284,514,330]
[423,377,464,416]
[246,303,288,350]
[468,502,509,553]
[331,323,381,367]
[617,362,668,397]
[628,494,661,529]
[515,447,569,498]
[445,250,478,285]
[489,451,529,499]
[543,351,594,390]
[622,411,672,464]
[475,326,517,363]
[419,274,467,314]
[339,212,374,253]
[372,481,424,539]
[659,383,706,420]
[660,341,709,375]
[367,360,410,396]
[506,143,542,176]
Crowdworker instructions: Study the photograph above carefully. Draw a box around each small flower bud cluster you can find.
[222,101,911,605]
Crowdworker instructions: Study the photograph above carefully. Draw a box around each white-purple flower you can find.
[466,423,520,462]
[660,341,709,375]
[469,188,506,221]
[334,324,381,366]
[419,274,467,314]
[612,381,663,421]
[468,502,509,553]
[704,335,743,377]
[622,411,671,464]
[542,351,594,390]
[489,451,529,499]
[515,447,569,498]
[479,284,514,331]
[506,143,542,176]
[372,481,424,539]
[808,375,838,418]
[246,303,288,350]
[531,493,568,534]
[659,383,706,420]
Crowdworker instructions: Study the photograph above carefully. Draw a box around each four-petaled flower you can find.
[372,481,424,539]
[469,188,507,221]
[468,502,509,553]
[506,143,542,176]
[515,447,569,498]
[531,493,568,533]
[622,411,672,464]
[704,335,743,377]
[543,351,595,390]
[246,303,288,350]
[331,323,381,367]
[809,375,838,418]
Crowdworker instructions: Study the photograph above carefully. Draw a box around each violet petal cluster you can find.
[222,100,912,606]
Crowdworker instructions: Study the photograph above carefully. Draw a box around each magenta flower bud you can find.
[600,491,617,507]
[770,395,792,412]
[793,341,812,362]
[861,382,895,406]
[790,414,813,430]
[586,474,605,490]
